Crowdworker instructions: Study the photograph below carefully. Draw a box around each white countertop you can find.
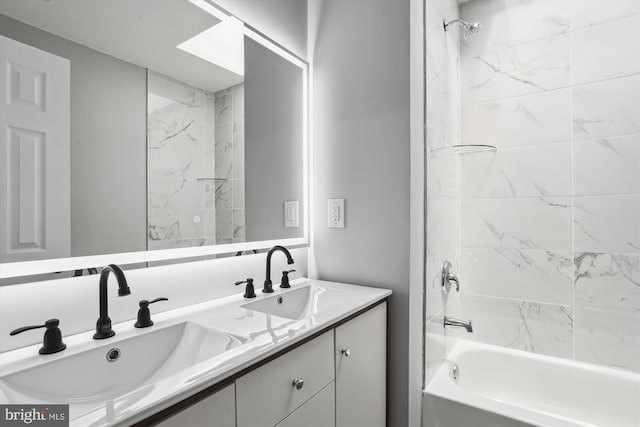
[0,279,391,426]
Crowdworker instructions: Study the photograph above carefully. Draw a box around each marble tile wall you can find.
[214,83,245,245]
[147,72,216,250]
[424,0,463,385]
[455,0,640,372]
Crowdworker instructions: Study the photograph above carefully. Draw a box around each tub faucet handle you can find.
[441,261,460,294]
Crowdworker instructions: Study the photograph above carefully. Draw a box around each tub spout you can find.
[443,316,473,333]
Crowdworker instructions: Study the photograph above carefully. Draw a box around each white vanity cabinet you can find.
[335,302,387,427]
[150,301,387,427]
[156,383,236,427]
[236,331,335,427]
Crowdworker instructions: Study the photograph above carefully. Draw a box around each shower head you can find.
[443,19,482,41]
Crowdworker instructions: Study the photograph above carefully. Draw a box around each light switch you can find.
[284,201,299,228]
[193,215,201,223]
[328,199,344,228]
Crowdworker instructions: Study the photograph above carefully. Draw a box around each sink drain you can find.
[106,348,121,362]
[277,296,284,304]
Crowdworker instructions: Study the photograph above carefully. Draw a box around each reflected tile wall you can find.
[457,0,640,371]
[214,83,245,243]
[147,72,216,250]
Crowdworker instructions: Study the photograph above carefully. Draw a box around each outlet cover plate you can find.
[328,198,345,228]
[284,201,299,228]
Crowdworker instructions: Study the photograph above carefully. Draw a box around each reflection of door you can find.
[0,35,70,262]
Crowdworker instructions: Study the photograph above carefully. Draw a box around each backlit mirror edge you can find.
[0,1,310,280]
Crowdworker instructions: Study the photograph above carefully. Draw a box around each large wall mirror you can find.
[0,0,308,280]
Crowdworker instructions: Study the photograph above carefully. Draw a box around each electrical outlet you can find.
[328,199,344,228]
[193,215,201,223]
[284,201,299,227]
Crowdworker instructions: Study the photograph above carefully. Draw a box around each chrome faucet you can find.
[263,246,294,293]
[443,316,473,333]
[441,261,460,294]
[94,264,131,340]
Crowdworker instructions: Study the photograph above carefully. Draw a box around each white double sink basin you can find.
[0,280,390,426]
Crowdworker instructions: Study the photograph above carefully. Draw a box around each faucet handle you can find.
[441,261,460,294]
[235,278,257,298]
[134,297,168,328]
[10,319,67,354]
[280,269,296,289]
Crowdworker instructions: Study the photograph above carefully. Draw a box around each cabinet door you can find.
[236,330,334,427]
[335,302,387,427]
[276,382,335,427]
[156,383,235,427]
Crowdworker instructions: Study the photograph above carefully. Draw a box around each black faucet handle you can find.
[235,278,257,298]
[139,297,169,307]
[10,319,66,355]
[280,270,296,289]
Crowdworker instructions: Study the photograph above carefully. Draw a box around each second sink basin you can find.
[242,285,317,320]
[0,321,244,403]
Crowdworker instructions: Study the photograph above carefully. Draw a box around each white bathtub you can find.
[423,339,640,427]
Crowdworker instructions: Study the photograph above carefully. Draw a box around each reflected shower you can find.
[443,19,482,41]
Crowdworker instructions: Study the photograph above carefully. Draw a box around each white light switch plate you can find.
[284,201,299,227]
[328,199,344,228]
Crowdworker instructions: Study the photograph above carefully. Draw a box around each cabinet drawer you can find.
[236,331,335,427]
[276,382,335,427]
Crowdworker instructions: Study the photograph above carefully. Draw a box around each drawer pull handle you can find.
[341,347,351,357]
[292,378,304,390]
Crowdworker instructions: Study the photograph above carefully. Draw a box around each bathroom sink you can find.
[242,285,315,320]
[0,321,244,403]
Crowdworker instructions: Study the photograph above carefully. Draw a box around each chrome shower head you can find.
[443,19,482,41]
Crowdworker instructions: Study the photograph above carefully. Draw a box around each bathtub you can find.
[423,339,640,427]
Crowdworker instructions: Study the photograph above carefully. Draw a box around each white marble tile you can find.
[148,208,208,241]
[147,145,205,180]
[461,142,571,198]
[574,134,640,196]
[427,199,460,253]
[232,83,244,124]
[461,197,572,250]
[462,89,571,147]
[574,307,640,372]
[148,74,205,125]
[574,195,640,253]
[426,82,459,153]
[215,208,233,240]
[232,122,245,180]
[572,74,640,140]
[148,110,206,152]
[454,295,573,358]
[215,122,233,179]
[214,179,232,211]
[571,15,640,85]
[426,148,459,200]
[232,179,245,210]
[214,88,233,125]
[205,93,215,126]
[232,209,245,239]
[148,176,205,210]
[462,34,570,103]
[460,0,570,58]
[461,248,573,305]
[570,0,640,30]
[574,252,640,313]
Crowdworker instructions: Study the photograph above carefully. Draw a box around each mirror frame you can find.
[0,0,309,280]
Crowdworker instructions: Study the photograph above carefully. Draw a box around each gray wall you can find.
[0,14,147,257]
[310,1,411,426]
[244,37,304,241]
[214,0,307,59]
